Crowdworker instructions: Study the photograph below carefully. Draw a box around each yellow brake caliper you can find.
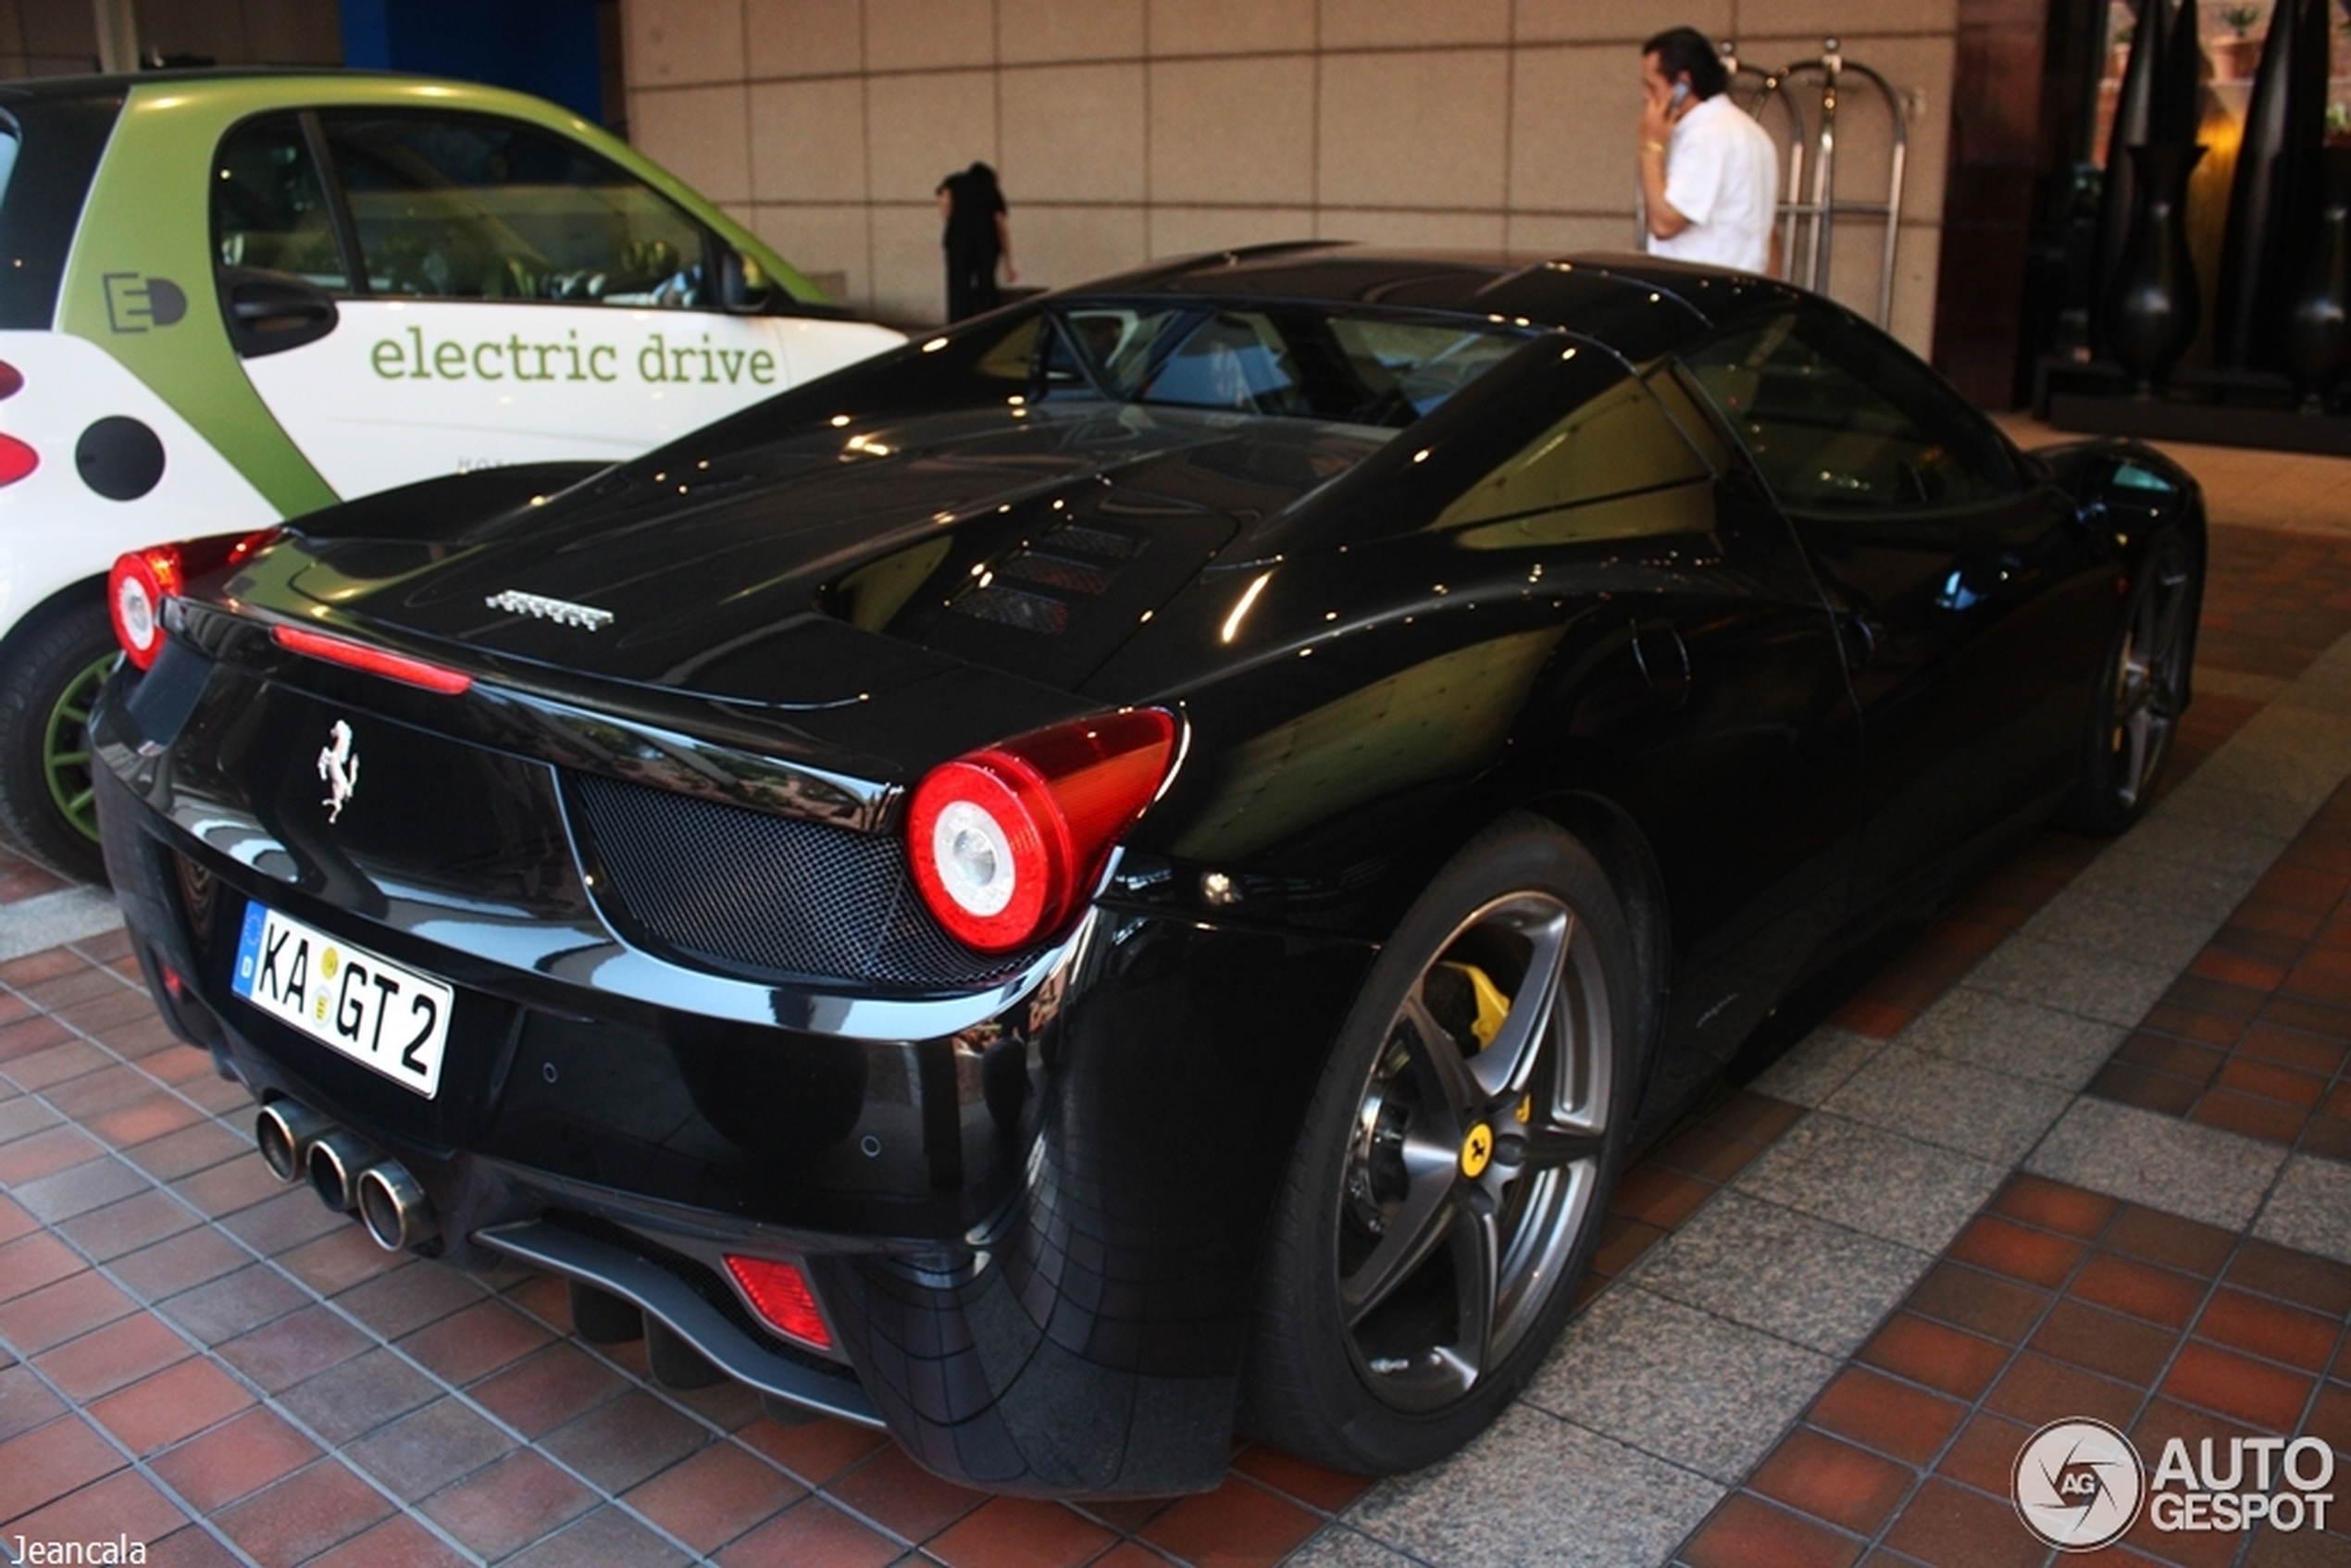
[1442,962,1532,1125]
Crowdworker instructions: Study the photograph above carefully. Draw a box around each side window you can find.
[1683,308,2018,510]
[319,114,711,305]
[1436,371,1712,535]
[213,116,351,289]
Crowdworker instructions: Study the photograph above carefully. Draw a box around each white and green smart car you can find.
[0,71,902,877]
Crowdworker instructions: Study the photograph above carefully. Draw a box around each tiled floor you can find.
[5,429,2351,1567]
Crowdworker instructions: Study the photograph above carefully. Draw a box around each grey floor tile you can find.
[1623,1189,1930,1358]
[1820,1042,2074,1164]
[1735,1113,2005,1253]
[2019,892,2224,975]
[2253,1154,2351,1268]
[2100,814,2287,886]
[1522,1285,1832,1484]
[11,1153,152,1223]
[1344,1402,1721,1568]
[1961,936,2177,1031]
[2062,851,2259,931]
[2024,1097,2284,1231]
[1901,988,2126,1092]
[1746,1027,1880,1109]
[1284,1525,1428,1568]
[0,889,125,963]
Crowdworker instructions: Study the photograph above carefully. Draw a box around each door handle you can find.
[219,268,340,357]
[1834,608,1881,670]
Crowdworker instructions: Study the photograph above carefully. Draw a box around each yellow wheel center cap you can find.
[1460,1123,1494,1179]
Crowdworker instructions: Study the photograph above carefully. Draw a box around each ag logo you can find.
[2015,1418,2145,1550]
[317,719,360,823]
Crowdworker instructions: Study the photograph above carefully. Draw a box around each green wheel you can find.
[0,597,119,882]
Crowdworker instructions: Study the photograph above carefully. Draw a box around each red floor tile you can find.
[1806,1367,1970,1468]
[821,1443,988,1544]
[2191,1288,2342,1373]
[1139,1475,1325,1568]
[2070,1251,2210,1330]
[418,1449,596,1561]
[149,1407,322,1512]
[2162,1340,2319,1430]
[622,1439,804,1556]
[214,1459,396,1568]
[1746,1427,1916,1537]
[715,1498,903,1568]
[0,1415,126,1524]
[33,1309,192,1401]
[5,1466,193,1557]
[1681,1492,1863,1568]
[87,1354,255,1454]
[301,1512,473,1568]
[927,1496,1118,1568]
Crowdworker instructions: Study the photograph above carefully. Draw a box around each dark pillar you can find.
[337,0,604,125]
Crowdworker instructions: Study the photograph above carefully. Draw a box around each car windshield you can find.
[1041,304,1530,429]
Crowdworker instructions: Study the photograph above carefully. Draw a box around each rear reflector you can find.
[723,1255,831,1350]
[0,433,35,486]
[271,626,473,694]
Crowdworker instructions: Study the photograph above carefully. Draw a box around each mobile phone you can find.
[1670,81,1691,109]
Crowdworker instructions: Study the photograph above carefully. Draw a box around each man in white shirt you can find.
[1637,27,1780,274]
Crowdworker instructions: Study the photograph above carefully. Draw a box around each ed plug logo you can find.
[102,272,187,334]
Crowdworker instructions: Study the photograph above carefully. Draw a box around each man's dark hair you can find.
[1644,26,1730,100]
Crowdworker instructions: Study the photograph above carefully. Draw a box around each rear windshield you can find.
[0,93,123,330]
[1040,303,1531,429]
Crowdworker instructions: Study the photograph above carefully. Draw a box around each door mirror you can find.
[219,268,340,357]
[717,243,772,314]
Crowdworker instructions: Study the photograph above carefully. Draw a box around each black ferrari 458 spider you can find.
[92,244,2204,1495]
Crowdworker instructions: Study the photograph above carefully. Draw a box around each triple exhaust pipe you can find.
[255,1099,439,1251]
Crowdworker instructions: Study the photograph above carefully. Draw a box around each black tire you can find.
[0,594,118,884]
[2062,531,2196,836]
[1242,813,1641,1475]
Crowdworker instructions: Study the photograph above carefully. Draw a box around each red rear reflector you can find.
[0,433,36,486]
[723,1255,831,1350]
[0,360,21,399]
[271,626,473,694]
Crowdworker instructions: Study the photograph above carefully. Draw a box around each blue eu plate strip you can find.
[231,901,267,1000]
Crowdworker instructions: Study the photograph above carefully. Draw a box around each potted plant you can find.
[2217,5,2266,81]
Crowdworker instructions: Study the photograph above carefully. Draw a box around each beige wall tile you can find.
[1013,204,1147,290]
[865,0,996,71]
[866,69,996,203]
[1149,56,1314,205]
[1002,63,1146,203]
[870,203,950,324]
[1314,208,1509,248]
[1001,0,1144,62]
[1321,0,1509,48]
[745,0,864,79]
[21,0,93,55]
[625,0,745,86]
[1887,220,1940,355]
[752,203,874,306]
[138,0,246,65]
[631,84,753,203]
[1508,44,1642,215]
[750,77,867,202]
[1506,212,1646,254]
[1147,205,1318,258]
[1319,50,1510,210]
[1517,0,1732,45]
[1734,0,1958,44]
[246,0,343,65]
[1146,0,1313,56]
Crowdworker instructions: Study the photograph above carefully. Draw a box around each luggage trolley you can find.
[1750,39,1910,328]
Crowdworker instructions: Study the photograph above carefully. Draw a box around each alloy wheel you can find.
[2108,554,2193,811]
[1333,890,1611,1412]
[41,650,114,845]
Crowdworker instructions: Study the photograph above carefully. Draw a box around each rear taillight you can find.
[907,708,1178,952]
[108,547,181,669]
[724,1255,831,1350]
[108,529,282,670]
[0,360,31,486]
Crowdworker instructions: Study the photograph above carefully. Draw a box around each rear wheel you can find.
[2064,532,2196,835]
[1243,814,1639,1474]
[0,596,117,883]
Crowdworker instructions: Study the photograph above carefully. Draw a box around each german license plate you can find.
[230,902,453,1099]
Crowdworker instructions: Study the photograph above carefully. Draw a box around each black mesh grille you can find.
[566,772,1035,990]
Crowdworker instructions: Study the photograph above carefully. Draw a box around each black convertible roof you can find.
[1070,242,1806,363]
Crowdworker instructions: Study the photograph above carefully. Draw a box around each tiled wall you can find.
[0,0,342,77]
[620,0,1961,345]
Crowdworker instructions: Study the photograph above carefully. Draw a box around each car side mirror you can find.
[717,244,772,314]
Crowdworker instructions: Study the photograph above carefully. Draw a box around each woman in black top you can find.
[937,161,1014,321]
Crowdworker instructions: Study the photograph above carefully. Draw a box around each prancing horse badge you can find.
[317,719,359,823]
